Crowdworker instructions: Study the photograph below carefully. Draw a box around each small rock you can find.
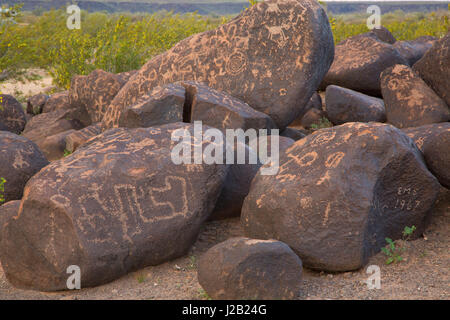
[325,85,386,124]
[0,94,27,134]
[381,64,449,128]
[198,237,303,300]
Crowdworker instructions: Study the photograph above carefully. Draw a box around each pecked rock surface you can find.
[242,122,440,271]
[42,91,71,114]
[403,123,450,188]
[69,69,128,126]
[198,237,303,300]
[0,123,228,291]
[65,123,103,153]
[364,26,396,44]
[118,83,185,128]
[27,94,49,115]
[413,32,450,107]
[0,94,27,135]
[321,34,408,96]
[393,36,436,66]
[0,131,49,202]
[381,64,449,128]
[22,109,84,150]
[102,0,334,130]
[0,201,20,244]
[183,81,276,132]
[325,85,386,124]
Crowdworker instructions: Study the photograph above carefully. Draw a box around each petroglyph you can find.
[102,0,334,130]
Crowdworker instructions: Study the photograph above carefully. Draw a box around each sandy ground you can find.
[0,69,54,101]
[0,188,448,300]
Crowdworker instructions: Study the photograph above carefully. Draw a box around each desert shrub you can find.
[0,4,448,88]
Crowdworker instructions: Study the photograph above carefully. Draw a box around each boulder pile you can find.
[0,1,448,300]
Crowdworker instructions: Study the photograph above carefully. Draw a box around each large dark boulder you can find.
[184,81,276,132]
[69,69,127,126]
[325,85,386,124]
[0,132,49,202]
[0,123,228,291]
[0,94,26,134]
[365,26,396,44]
[102,0,334,130]
[413,33,450,107]
[26,94,49,115]
[65,123,103,153]
[118,83,185,128]
[0,201,20,244]
[402,123,450,152]
[321,34,408,96]
[198,237,303,300]
[403,123,450,188]
[393,36,436,66]
[381,64,449,128]
[42,91,71,114]
[289,92,322,127]
[209,141,260,221]
[39,129,77,161]
[22,109,84,150]
[242,122,440,272]
[0,200,20,243]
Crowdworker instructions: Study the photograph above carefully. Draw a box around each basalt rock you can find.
[321,34,408,96]
[22,109,84,149]
[289,92,323,128]
[381,64,449,128]
[0,201,20,244]
[393,36,436,66]
[242,122,440,271]
[0,123,228,291]
[102,0,334,130]
[325,85,386,125]
[117,70,138,83]
[0,94,27,134]
[365,26,396,44]
[209,142,260,221]
[118,83,185,128]
[298,108,328,130]
[69,69,127,126]
[40,129,77,161]
[413,33,450,107]
[65,123,103,153]
[403,123,450,188]
[184,81,276,132]
[42,91,71,114]
[0,131,49,202]
[26,94,49,115]
[280,127,306,141]
[198,237,303,300]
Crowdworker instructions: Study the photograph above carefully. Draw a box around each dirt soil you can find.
[1,187,448,300]
[0,69,54,100]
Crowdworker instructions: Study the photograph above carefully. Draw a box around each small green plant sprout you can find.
[187,255,197,270]
[402,225,416,240]
[136,274,146,284]
[0,177,6,204]
[198,288,211,300]
[310,117,333,130]
[63,149,72,157]
[381,225,416,265]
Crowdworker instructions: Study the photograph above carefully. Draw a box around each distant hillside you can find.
[325,1,449,15]
[3,1,449,16]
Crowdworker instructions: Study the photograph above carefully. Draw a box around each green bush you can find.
[0,5,448,88]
